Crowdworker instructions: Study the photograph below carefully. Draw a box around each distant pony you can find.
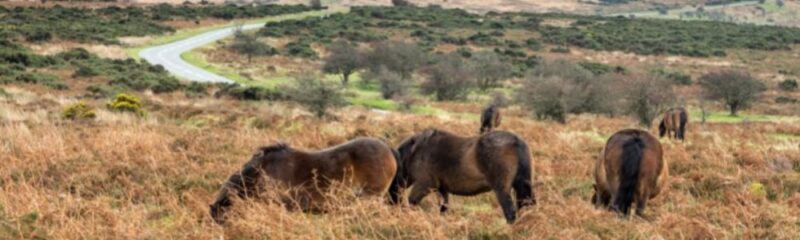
[390,129,535,224]
[593,129,668,217]
[210,138,397,224]
[658,107,688,141]
[480,104,502,134]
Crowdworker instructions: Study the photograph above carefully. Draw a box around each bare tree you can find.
[230,27,276,63]
[620,73,674,127]
[470,51,513,91]
[322,40,362,85]
[699,70,765,116]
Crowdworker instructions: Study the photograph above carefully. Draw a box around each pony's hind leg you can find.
[494,189,517,224]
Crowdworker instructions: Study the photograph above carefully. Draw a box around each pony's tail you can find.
[679,110,688,141]
[658,118,667,138]
[614,136,644,215]
[388,148,404,205]
[512,138,536,208]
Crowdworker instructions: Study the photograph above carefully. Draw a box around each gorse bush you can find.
[778,79,798,92]
[107,93,145,116]
[214,83,286,101]
[653,68,692,85]
[62,102,97,120]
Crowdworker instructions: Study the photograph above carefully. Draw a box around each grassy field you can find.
[1,85,798,239]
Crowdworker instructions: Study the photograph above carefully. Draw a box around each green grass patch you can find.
[770,133,800,141]
[689,109,797,123]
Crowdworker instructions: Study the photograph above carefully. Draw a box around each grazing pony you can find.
[480,104,502,134]
[389,129,535,224]
[210,138,397,224]
[658,107,688,141]
[593,129,668,217]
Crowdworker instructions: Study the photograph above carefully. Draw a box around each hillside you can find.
[1,2,799,239]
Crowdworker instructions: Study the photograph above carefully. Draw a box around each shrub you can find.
[62,102,97,120]
[421,54,474,101]
[363,41,426,80]
[515,76,567,123]
[778,79,798,92]
[285,75,346,117]
[285,40,317,58]
[15,72,67,90]
[516,60,618,122]
[185,82,209,98]
[471,51,513,90]
[374,67,407,99]
[700,70,765,116]
[107,93,145,116]
[214,84,285,101]
[73,65,100,78]
[653,68,692,85]
[775,96,797,104]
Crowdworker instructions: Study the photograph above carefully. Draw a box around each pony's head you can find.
[209,195,230,224]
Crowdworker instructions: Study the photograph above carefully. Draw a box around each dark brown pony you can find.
[593,129,668,217]
[210,138,397,224]
[658,107,688,141]
[480,104,502,134]
[389,129,535,224]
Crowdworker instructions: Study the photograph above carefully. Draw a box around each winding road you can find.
[139,24,268,83]
[139,9,341,83]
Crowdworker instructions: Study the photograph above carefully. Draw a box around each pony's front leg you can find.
[438,187,449,213]
[407,182,434,206]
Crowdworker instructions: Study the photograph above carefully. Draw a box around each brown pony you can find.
[480,104,502,134]
[389,129,535,224]
[210,138,397,224]
[658,107,688,141]
[593,129,668,217]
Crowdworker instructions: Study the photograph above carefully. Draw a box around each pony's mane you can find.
[258,143,290,155]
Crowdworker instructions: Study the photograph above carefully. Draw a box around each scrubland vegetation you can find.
[1,1,800,239]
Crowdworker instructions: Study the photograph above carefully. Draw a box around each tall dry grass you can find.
[0,86,798,239]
